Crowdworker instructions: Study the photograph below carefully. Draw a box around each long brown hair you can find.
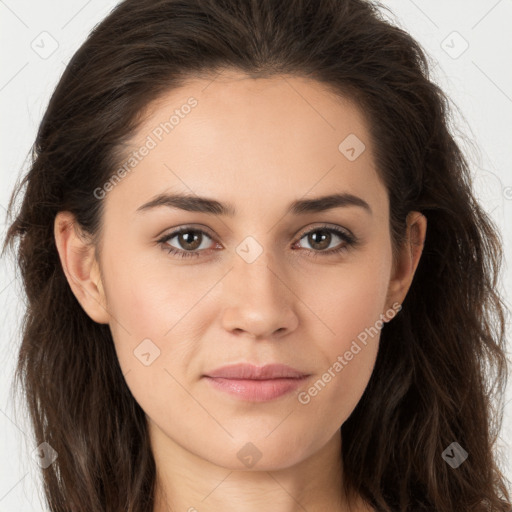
[3,0,511,510]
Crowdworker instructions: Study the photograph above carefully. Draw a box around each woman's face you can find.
[64,71,423,471]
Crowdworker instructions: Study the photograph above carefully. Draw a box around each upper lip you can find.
[204,363,309,380]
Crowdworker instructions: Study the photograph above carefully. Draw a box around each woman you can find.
[3,0,511,510]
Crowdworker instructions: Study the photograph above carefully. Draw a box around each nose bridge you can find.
[220,239,298,338]
[232,241,283,304]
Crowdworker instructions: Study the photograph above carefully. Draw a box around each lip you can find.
[203,363,310,402]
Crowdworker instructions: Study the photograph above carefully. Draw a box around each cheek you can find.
[297,244,391,344]
[296,338,378,434]
[295,278,385,427]
[103,258,223,413]
[292,249,391,419]
[102,249,206,343]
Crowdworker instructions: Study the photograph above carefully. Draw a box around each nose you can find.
[220,250,299,340]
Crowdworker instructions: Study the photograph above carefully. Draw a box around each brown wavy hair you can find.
[3,0,511,510]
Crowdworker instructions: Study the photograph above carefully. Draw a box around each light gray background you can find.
[1,0,511,510]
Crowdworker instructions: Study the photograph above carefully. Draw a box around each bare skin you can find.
[54,70,426,512]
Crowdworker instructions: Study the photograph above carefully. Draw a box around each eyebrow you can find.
[136,192,372,216]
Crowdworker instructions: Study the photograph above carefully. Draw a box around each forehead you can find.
[138,70,371,147]
[105,70,386,220]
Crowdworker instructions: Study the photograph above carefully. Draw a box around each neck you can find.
[150,423,367,512]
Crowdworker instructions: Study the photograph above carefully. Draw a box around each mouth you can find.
[202,363,310,402]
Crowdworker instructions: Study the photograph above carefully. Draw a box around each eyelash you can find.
[157,224,358,260]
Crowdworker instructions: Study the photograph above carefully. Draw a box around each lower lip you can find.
[203,376,309,402]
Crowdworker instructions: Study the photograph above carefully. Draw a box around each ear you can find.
[54,211,110,324]
[384,211,427,315]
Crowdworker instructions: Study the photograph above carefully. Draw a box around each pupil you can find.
[310,230,330,250]
[180,231,201,250]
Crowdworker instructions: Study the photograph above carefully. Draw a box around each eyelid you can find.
[157,225,218,249]
[157,223,353,244]
[157,222,357,258]
[294,222,354,241]
[156,223,216,239]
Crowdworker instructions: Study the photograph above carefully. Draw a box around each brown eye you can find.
[158,227,216,259]
[305,229,333,251]
[175,230,203,251]
[296,226,356,255]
